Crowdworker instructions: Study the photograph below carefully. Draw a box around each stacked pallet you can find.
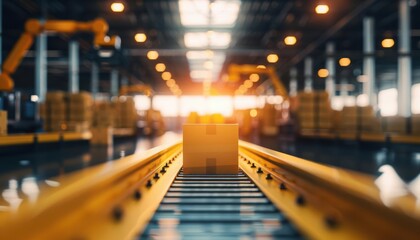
[260,104,278,136]
[68,92,92,132]
[114,96,137,129]
[413,115,420,135]
[44,91,67,132]
[359,106,381,133]
[92,101,115,127]
[0,110,7,136]
[297,91,333,131]
[339,106,357,133]
[90,127,113,145]
[383,116,406,134]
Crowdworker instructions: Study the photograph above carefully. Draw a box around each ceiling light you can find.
[184,32,231,48]
[166,79,176,88]
[111,2,125,13]
[155,63,166,72]
[382,38,395,48]
[134,33,147,43]
[315,4,329,14]
[250,74,259,82]
[267,54,278,63]
[257,65,266,69]
[244,80,253,88]
[147,51,159,60]
[284,36,297,45]
[318,68,329,78]
[204,60,214,69]
[162,72,172,80]
[339,58,351,67]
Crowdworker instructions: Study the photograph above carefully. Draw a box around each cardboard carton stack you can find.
[412,115,420,135]
[114,96,137,129]
[339,106,358,133]
[93,101,115,127]
[317,91,333,130]
[90,127,113,145]
[44,91,67,132]
[383,116,406,134]
[183,124,238,174]
[68,92,92,132]
[359,106,382,133]
[0,110,7,136]
[297,91,333,131]
[260,104,278,135]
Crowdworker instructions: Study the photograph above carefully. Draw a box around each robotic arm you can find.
[228,64,288,99]
[0,18,120,91]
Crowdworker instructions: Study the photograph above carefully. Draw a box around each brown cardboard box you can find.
[0,110,7,136]
[91,127,113,145]
[183,124,238,175]
[384,116,406,134]
[412,115,420,134]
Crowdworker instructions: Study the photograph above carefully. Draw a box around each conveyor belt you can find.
[140,170,303,239]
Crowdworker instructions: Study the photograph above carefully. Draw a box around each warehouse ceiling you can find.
[3,0,420,95]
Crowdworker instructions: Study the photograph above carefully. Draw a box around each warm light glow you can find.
[356,94,369,107]
[379,88,398,116]
[244,80,253,88]
[257,65,266,69]
[162,72,172,80]
[315,4,329,14]
[267,54,278,63]
[250,109,258,118]
[339,57,351,67]
[204,60,214,69]
[250,74,259,82]
[155,63,166,72]
[284,36,297,45]
[318,68,329,78]
[134,33,147,43]
[382,38,395,48]
[166,79,176,88]
[30,95,39,102]
[413,84,420,114]
[111,2,125,12]
[147,51,159,60]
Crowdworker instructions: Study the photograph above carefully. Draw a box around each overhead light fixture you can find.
[339,58,351,67]
[184,32,231,48]
[162,72,172,80]
[315,4,329,14]
[381,38,395,48]
[250,74,259,82]
[244,80,253,88]
[155,63,166,72]
[267,54,278,63]
[257,65,266,69]
[204,60,214,69]
[111,2,125,13]
[147,50,159,60]
[166,79,176,87]
[284,36,297,46]
[134,33,147,43]
[318,68,329,78]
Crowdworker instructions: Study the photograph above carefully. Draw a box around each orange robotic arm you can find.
[0,18,120,91]
[228,64,288,99]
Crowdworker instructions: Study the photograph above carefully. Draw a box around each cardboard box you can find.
[0,110,7,136]
[183,124,238,175]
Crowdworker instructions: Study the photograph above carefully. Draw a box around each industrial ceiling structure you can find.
[2,0,420,95]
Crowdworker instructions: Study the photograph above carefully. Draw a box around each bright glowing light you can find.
[412,84,420,114]
[379,88,398,116]
[284,36,297,45]
[134,95,151,111]
[134,33,147,43]
[257,65,266,69]
[250,109,258,117]
[339,58,351,67]
[267,95,283,105]
[153,96,179,117]
[147,51,159,60]
[186,50,214,59]
[208,96,233,116]
[244,80,253,88]
[155,63,166,72]
[234,96,258,109]
[184,32,231,48]
[30,95,39,102]
[318,68,329,78]
[178,0,240,27]
[250,74,259,82]
[267,54,278,63]
[382,38,395,48]
[190,70,212,79]
[356,94,369,107]
[162,72,172,80]
[315,4,329,14]
[166,79,176,87]
[111,2,125,12]
[204,60,214,69]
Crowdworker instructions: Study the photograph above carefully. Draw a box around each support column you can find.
[68,41,79,93]
[289,67,298,96]
[397,0,412,117]
[91,62,99,97]
[325,42,335,98]
[363,17,376,107]
[110,69,119,96]
[121,75,128,87]
[35,34,47,102]
[304,57,313,91]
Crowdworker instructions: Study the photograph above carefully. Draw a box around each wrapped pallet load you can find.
[44,91,67,132]
[68,92,92,132]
